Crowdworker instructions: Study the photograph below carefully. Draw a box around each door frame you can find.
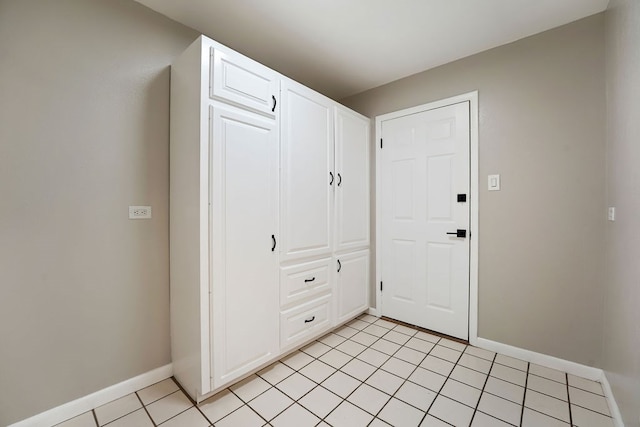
[374,91,479,345]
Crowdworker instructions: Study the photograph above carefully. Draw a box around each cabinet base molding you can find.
[9,364,173,427]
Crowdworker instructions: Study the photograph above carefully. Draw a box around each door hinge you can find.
[380,138,383,149]
[380,281,383,291]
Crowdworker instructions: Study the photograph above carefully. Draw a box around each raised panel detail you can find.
[391,240,416,302]
[426,243,453,310]
[392,160,415,220]
[427,155,453,221]
[426,118,454,140]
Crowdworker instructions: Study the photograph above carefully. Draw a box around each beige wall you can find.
[341,15,607,367]
[0,1,197,424]
[603,0,640,425]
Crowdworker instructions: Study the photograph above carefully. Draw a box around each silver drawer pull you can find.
[304,316,315,323]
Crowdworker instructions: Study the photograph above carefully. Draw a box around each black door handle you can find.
[329,172,334,186]
[446,229,467,238]
[337,259,341,272]
[304,316,315,323]
[271,95,277,112]
[337,173,342,187]
[271,234,276,251]
[304,277,315,283]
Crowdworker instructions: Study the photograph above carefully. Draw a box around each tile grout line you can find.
[519,361,530,427]
[566,373,574,426]
[134,391,158,427]
[469,352,497,425]
[91,409,99,427]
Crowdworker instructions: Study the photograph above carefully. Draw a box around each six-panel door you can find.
[209,104,280,388]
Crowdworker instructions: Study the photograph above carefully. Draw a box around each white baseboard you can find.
[367,307,380,317]
[600,371,625,427]
[475,337,602,381]
[10,364,173,427]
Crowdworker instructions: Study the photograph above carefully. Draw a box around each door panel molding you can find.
[375,91,479,344]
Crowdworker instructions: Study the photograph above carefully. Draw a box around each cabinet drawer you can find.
[280,295,332,350]
[210,48,279,117]
[280,258,331,307]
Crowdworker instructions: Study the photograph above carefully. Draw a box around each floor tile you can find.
[137,379,179,406]
[529,363,566,384]
[281,351,314,371]
[490,363,526,386]
[370,418,393,426]
[94,393,142,426]
[298,386,341,418]
[357,314,378,323]
[378,397,425,427]
[408,367,447,392]
[334,325,358,338]
[393,324,418,336]
[438,338,467,352]
[257,362,295,385]
[340,358,377,381]
[276,372,316,400]
[347,383,391,415]
[347,319,370,330]
[158,407,209,427]
[415,331,441,344]
[270,403,319,427]
[214,405,264,427]
[568,374,604,395]
[440,378,481,408]
[450,364,488,389]
[319,348,352,369]
[394,346,427,365]
[383,330,411,345]
[198,388,243,423]
[428,395,474,427]
[365,369,404,395]
[335,339,367,357]
[381,356,416,378]
[247,387,293,421]
[103,409,152,427]
[301,341,332,358]
[325,401,374,427]
[374,318,397,329]
[145,390,193,424]
[363,324,388,337]
[521,407,569,427]
[524,389,570,422]
[350,331,378,346]
[569,386,611,415]
[477,392,522,425]
[371,338,402,355]
[356,348,389,367]
[458,353,492,374]
[230,375,271,402]
[471,411,514,427]
[464,346,495,361]
[571,404,615,427]
[55,412,96,427]
[322,371,361,398]
[405,337,436,353]
[395,380,437,411]
[429,345,461,363]
[527,373,568,400]
[495,354,528,371]
[420,414,451,426]
[299,360,336,383]
[319,333,347,348]
[420,355,455,376]
[483,376,525,404]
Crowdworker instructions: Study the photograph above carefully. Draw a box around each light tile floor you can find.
[56,314,614,427]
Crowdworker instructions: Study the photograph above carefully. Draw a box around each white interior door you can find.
[379,101,470,340]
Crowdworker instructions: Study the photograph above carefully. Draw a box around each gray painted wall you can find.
[604,0,640,425]
[341,15,607,368]
[0,1,197,424]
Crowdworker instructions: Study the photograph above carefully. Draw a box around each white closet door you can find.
[335,250,370,324]
[280,79,334,262]
[209,104,279,388]
[335,106,370,253]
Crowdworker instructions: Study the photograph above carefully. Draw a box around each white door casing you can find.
[209,104,279,388]
[377,98,473,340]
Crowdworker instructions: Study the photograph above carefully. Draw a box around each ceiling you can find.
[136,0,609,100]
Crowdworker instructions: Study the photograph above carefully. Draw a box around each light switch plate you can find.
[608,207,615,221]
[488,174,501,191]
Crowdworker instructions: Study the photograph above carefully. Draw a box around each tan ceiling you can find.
[136,0,609,99]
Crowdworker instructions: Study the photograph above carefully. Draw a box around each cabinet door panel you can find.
[336,250,369,324]
[209,104,279,388]
[335,107,370,253]
[280,80,334,262]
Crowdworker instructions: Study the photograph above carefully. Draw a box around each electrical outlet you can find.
[608,207,615,221]
[129,206,152,219]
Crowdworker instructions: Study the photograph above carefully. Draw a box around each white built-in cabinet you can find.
[170,35,370,402]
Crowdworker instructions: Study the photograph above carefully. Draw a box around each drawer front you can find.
[280,258,331,308]
[280,295,332,350]
[210,48,279,117]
